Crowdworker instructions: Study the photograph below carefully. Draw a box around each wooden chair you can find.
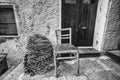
[54,28,79,77]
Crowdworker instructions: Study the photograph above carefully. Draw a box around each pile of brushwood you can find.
[24,34,54,76]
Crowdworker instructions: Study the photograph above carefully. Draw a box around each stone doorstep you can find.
[98,56,110,60]
[107,50,120,57]
[106,50,120,63]
[78,48,104,54]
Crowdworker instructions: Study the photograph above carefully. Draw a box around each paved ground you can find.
[2,56,120,80]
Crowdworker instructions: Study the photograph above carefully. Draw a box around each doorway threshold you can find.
[77,46,93,48]
[77,47,103,58]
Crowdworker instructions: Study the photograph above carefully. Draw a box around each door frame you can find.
[59,0,111,49]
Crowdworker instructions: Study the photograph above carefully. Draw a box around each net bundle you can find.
[23,34,54,76]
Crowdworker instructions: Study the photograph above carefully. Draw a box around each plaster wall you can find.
[0,0,60,61]
[102,0,120,50]
[93,0,110,51]
[0,0,119,61]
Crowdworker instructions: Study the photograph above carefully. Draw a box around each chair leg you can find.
[54,52,58,78]
[76,52,79,76]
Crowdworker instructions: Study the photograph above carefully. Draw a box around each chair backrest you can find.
[118,41,120,50]
[56,28,71,44]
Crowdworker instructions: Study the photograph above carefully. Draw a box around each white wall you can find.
[93,0,110,51]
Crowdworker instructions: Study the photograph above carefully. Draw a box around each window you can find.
[0,5,18,37]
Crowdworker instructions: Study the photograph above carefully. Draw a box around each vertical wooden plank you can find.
[69,28,72,44]
[77,50,79,75]
[87,0,98,46]
[53,51,58,78]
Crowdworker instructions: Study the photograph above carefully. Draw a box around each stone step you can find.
[78,48,103,57]
[106,50,120,63]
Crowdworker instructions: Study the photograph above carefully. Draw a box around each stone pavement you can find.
[2,56,120,80]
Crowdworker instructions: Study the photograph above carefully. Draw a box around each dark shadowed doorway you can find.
[62,0,98,47]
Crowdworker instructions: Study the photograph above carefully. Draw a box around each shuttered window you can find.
[0,5,18,36]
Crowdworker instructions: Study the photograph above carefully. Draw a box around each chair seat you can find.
[57,57,77,60]
[55,44,78,54]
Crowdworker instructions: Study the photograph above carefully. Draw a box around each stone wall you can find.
[0,0,60,61]
[102,0,120,50]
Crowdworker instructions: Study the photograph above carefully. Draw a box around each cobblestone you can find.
[88,70,120,80]
[2,56,120,80]
[99,59,120,75]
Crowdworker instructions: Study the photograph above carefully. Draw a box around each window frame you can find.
[0,3,20,37]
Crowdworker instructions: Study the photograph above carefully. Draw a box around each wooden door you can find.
[62,0,98,46]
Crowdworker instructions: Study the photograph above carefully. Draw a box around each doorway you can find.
[62,0,98,47]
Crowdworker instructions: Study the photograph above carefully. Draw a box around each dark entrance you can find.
[62,0,98,46]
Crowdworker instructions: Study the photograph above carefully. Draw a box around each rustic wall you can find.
[93,0,110,51]
[0,0,60,61]
[0,0,119,60]
[102,0,120,50]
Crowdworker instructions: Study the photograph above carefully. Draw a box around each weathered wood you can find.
[56,28,71,44]
[55,28,79,78]
[57,57,77,60]
[54,44,79,78]
[55,44,77,52]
